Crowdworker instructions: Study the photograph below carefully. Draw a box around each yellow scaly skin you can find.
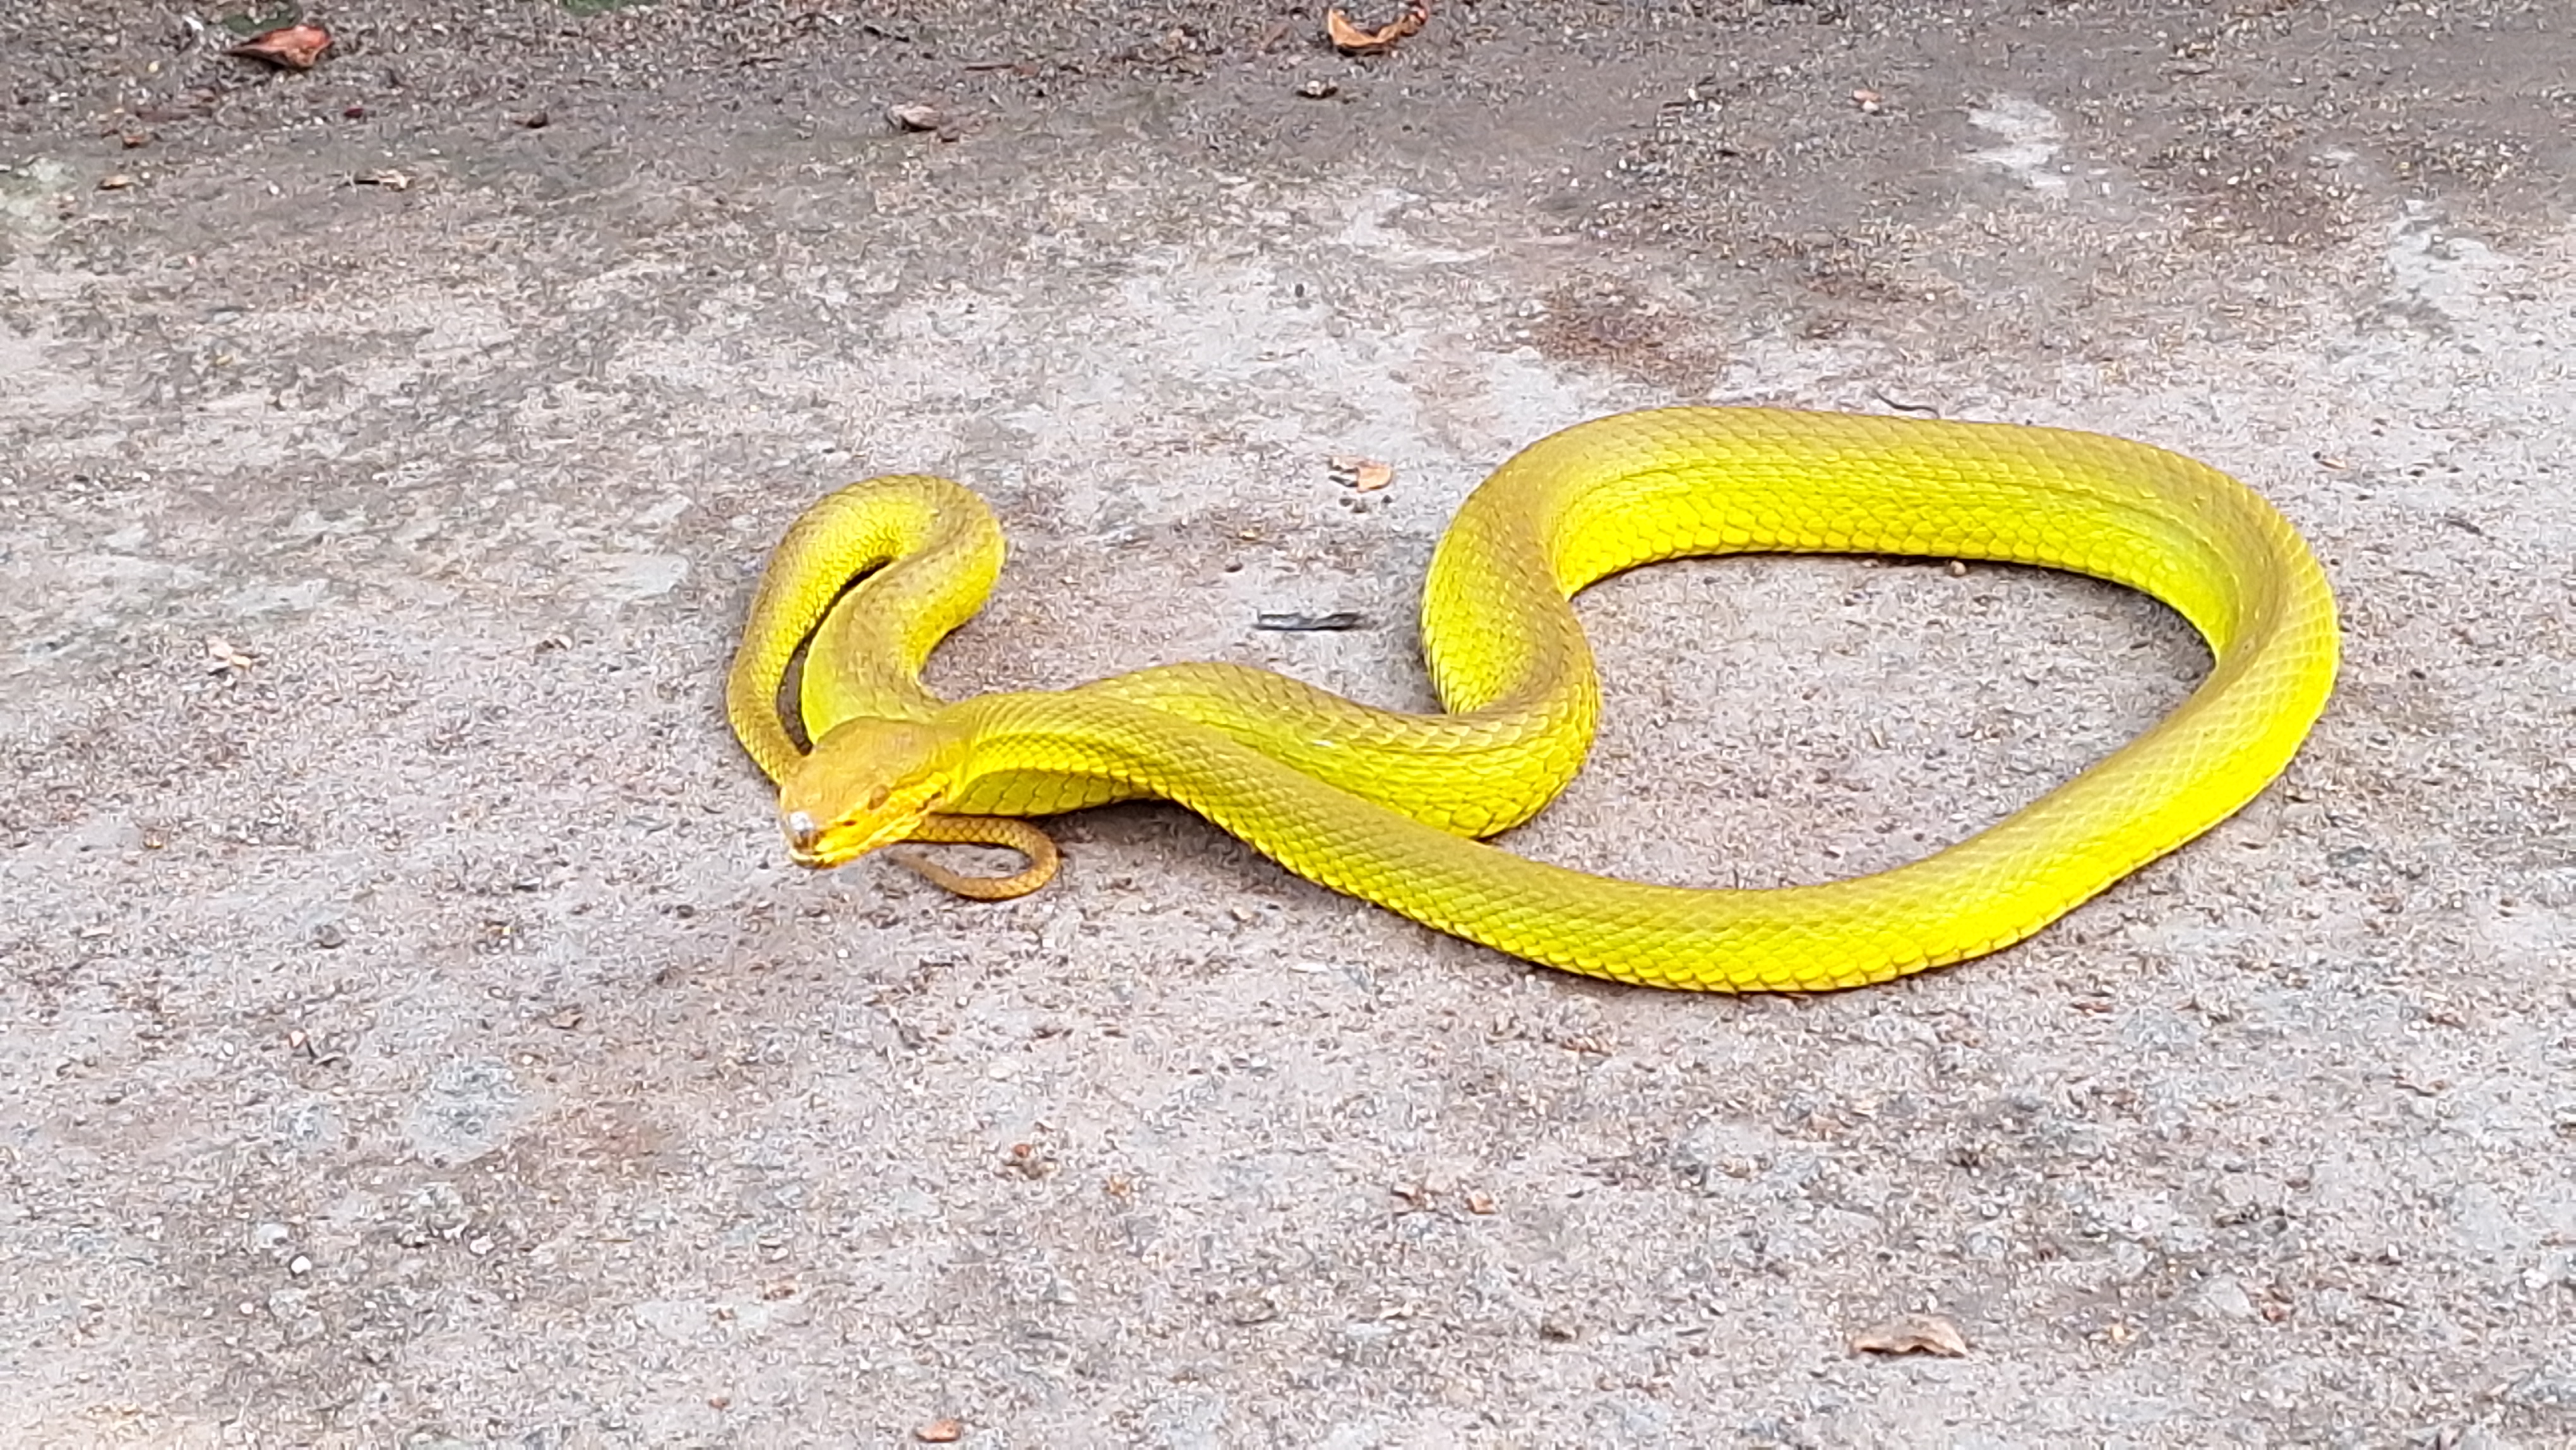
[726,407,2339,992]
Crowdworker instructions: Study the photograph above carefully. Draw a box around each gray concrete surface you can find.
[3,1,2572,1445]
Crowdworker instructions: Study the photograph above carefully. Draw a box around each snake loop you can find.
[725,407,2338,992]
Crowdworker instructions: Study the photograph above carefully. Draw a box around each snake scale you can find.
[725,407,2339,992]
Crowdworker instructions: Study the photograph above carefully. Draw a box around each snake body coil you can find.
[727,407,2338,992]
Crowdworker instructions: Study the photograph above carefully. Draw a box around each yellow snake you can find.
[725,407,2338,992]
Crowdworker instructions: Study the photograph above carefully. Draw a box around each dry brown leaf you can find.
[1328,454,1395,492]
[227,23,334,71]
[1327,4,1429,55]
[1851,1312,1970,1358]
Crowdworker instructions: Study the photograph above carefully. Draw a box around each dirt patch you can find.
[3,1,2573,1444]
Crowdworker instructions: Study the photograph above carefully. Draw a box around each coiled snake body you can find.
[727,407,2337,992]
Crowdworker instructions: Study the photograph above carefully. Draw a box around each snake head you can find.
[776,717,964,868]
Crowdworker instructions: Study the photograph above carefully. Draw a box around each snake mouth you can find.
[784,839,870,870]
[779,803,933,870]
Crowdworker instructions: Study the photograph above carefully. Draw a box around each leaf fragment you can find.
[1326,4,1429,55]
[1851,1312,1970,1358]
[227,23,333,71]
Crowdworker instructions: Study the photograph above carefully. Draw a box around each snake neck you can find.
[727,474,1006,782]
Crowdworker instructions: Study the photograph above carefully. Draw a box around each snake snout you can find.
[783,809,841,867]
[781,826,843,870]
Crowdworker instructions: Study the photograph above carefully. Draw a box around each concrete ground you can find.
[3,1,2572,1445]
